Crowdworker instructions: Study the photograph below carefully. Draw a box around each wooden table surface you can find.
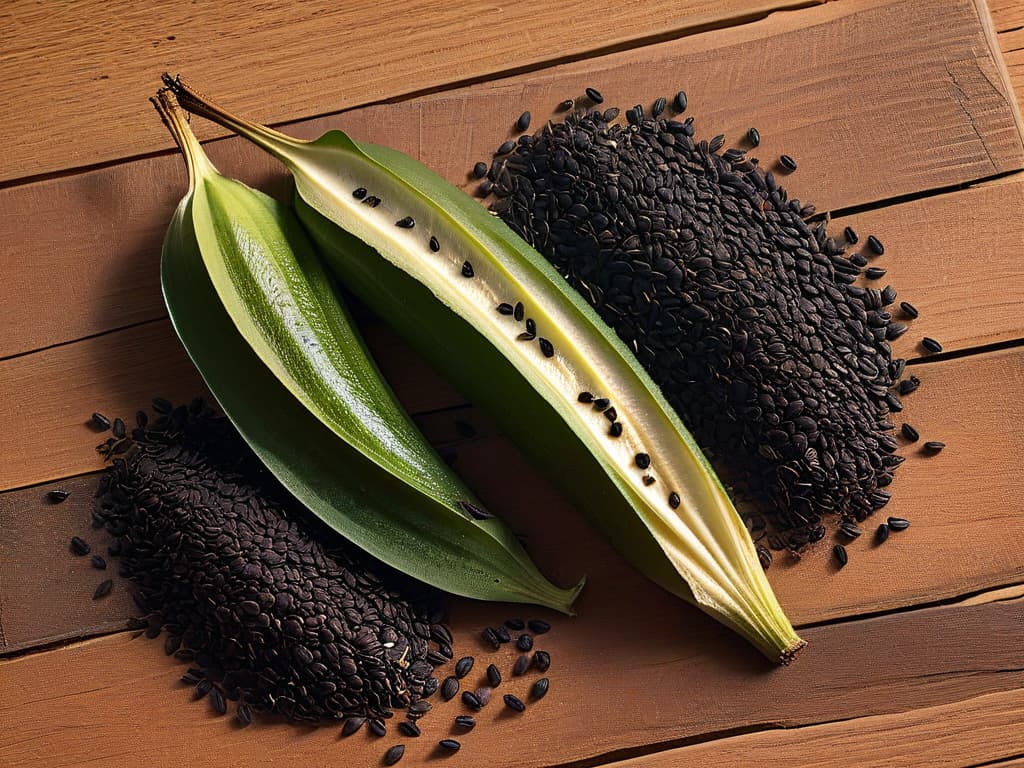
[2,1,1024,765]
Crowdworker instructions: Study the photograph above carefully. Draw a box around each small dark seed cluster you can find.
[476,92,949,552]
[88,399,452,724]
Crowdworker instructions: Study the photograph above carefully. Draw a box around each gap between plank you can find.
[0,2,823,193]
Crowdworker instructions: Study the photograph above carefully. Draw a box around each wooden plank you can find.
[1,595,1023,768]
[991,0,1024,30]
[3,0,1024,359]
[0,320,463,491]
[608,687,1024,768]
[0,0,815,184]
[2,345,1023,652]
[1002,28,1024,101]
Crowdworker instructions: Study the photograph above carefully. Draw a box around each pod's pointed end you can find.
[779,637,807,666]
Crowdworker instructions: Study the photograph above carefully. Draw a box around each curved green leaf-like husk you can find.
[153,92,583,613]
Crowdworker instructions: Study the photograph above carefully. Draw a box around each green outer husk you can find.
[152,92,583,613]
[166,77,804,662]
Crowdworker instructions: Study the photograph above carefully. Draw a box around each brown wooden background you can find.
[2,0,1024,765]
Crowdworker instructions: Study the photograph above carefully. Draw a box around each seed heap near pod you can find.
[92,399,451,722]
[485,95,915,551]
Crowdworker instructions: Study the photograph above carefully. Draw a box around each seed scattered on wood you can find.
[635,453,651,470]
[503,694,526,712]
[673,90,688,112]
[899,301,918,319]
[865,267,886,280]
[90,554,107,570]
[409,700,432,716]
[839,521,862,539]
[779,154,797,171]
[496,140,516,155]
[887,517,911,531]
[559,99,575,111]
[486,663,502,687]
[923,441,945,454]
[668,492,681,509]
[439,739,462,752]
[455,656,474,679]
[194,679,212,699]
[516,634,534,652]
[70,536,90,556]
[474,686,492,706]
[585,87,604,104]
[91,412,111,430]
[849,253,868,267]
[843,226,858,244]
[757,545,772,570]
[48,489,71,503]
[922,337,943,353]
[898,378,919,396]
[342,717,366,736]
[92,579,112,599]
[482,626,501,648]
[517,111,532,131]
[209,687,227,716]
[531,677,550,700]
[876,523,890,544]
[532,650,551,672]
[866,235,885,255]
[455,714,476,730]
[384,744,406,765]
[461,690,482,710]
[112,417,126,439]
[236,702,253,727]
[603,107,620,122]
[513,654,531,676]
[369,718,387,737]
[399,720,421,737]
[833,544,848,567]
[461,261,474,278]
[652,96,667,117]
[528,619,551,635]
[442,676,460,701]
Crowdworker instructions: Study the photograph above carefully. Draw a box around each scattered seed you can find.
[409,700,432,716]
[531,677,550,700]
[668,492,681,509]
[91,412,111,430]
[365,195,382,207]
[369,718,387,737]
[652,96,667,117]
[899,301,918,319]
[839,521,862,539]
[849,253,868,267]
[527,619,550,635]
[475,686,492,706]
[461,690,482,710]
[516,111,532,132]
[236,702,253,727]
[516,634,534,652]
[398,720,421,738]
[635,453,651,470]
[673,90,688,113]
[496,140,516,155]
[865,267,886,280]
[486,663,502,687]
[887,517,911,531]
[513,654,531,676]
[833,544,848,568]
[898,378,919,396]
[532,650,551,672]
[482,626,501,648]
[384,744,406,765]
[585,87,604,104]
[475,180,493,197]
[342,717,366,736]
[93,579,113,599]
[461,261,474,278]
[194,679,213,699]
[559,98,575,111]
[439,739,461,752]
[472,162,487,179]
[843,226,859,244]
[48,489,71,503]
[876,524,890,544]
[455,656,474,679]
[779,154,797,172]
[921,337,943,354]
[757,545,772,570]
[442,676,460,701]
[866,235,884,255]
[209,687,227,716]
[455,714,476,730]
[90,554,107,570]
[923,441,945,454]
[152,397,173,414]
[112,417,126,439]
[70,536,90,556]
[604,407,617,422]
[503,694,526,713]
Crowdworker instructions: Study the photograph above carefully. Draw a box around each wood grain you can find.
[0,0,815,184]
[3,0,1024,359]
[607,687,1024,767]
[991,0,1024,30]
[2,595,1023,768]
[3,345,1023,653]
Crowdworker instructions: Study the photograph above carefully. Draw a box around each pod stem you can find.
[162,73,306,166]
[151,89,216,190]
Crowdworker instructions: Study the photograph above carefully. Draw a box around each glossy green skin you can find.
[157,104,582,612]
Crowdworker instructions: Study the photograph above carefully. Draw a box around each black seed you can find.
[843,226,859,244]
[90,554,107,570]
[505,618,525,632]
[91,412,111,430]
[865,267,886,280]
[902,422,919,442]
[398,720,421,738]
[514,301,524,321]
[608,422,623,437]
[923,441,946,454]
[409,700,432,716]
[369,718,387,737]
[461,261,474,278]
[779,154,797,171]
[604,407,617,422]
[603,107,620,122]
[455,656,474,679]
[472,162,487,179]
[516,634,533,652]
[756,545,772,570]
[498,302,514,315]
[881,285,898,305]
[899,301,919,319]
[152,397,172,414]
[833,544,848,568]
[430,236,440,252]
[887,517,911,531]
[482,626,501,648]
[236,703,253,727]
[673,90,688,113]
[384,744,406,765]
[486,663,501,687]
[876,524,890,544]
[839,521,862,539]
[503,694,526,713]
[532,650,551,672]
[461,691,482,710]
[898,378,919,396]
[578,391,594,404]
[396,216,415,229]
[209,687,226,716]
[585,87,604,104]
[353,187,367,199]
[342,717,366,736]
[194,679,212,699]
[922,337,943,353]
[442,676,460,701]
[530,677,550,700]
[559,99,575,111]
[635,453,651,470]
[538,338,554,357]
[593,397,610,411]
[849,253,868,267]
[527,618,550,635]
[513,654,531,676]
[439,739,461,752]
[48,489,71,503]
[91,578,111,598]
[70,536,90,556]
[642,475,655,486]
[668,492,681,509]
[867,235,884,255]
[455,714,476,730]
[496,140,516,155]
[652,96,667,117]
[517,111,532,132]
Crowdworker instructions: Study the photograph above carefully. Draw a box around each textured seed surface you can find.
[441,676,460,701]
[924,441,946,453]
[384,745,406,765]
[887,517,911,531]
[70,536,90,555]
[516,634,534,652]
[455,656,474,679]
[876,523,890,544]
[833,544,848,567]
[455,714,476,730]
[513,654,531,676]
[48,489,70,503]
[527,619,551,634]
[531,677,550,700]
[503,694,526,712]
[532,650,551,672]
[585,87,604,104]
[486,663,501,687]
[439,739,461,752]
[93,579,113,599]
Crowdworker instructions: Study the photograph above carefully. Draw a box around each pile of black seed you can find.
[90,398,451,723]
[481,92,933,553]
